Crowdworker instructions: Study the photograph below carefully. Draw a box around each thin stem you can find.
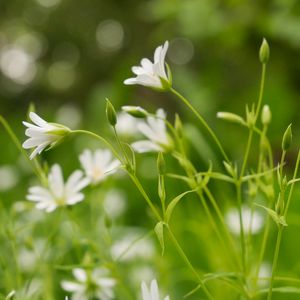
[170,87,229,162]
[128,173,162,221]
[167,226,215,300]
[71,130,122,161]
[267,226,283,300]
[254,64,267,123]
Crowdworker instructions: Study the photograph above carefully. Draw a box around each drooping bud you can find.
[216,112,246,126]
[106,99,117,126]
[261,104,271,125]
[282,124,292,151]
[259,38,270,64]
[122,106,148,118]
[174,114,183,138]
[157,152,166,175]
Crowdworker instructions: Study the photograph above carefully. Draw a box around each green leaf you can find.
[154,221,165,256]
[255,204,288,227]
[165,190,195,223]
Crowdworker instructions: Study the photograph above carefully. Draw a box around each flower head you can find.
[61,268,116,300]
[79,149,120,185]
[26,164,89,212]
[141,279,170,300]
[132,109,173,153]
[124,41,171,90]
[23,112,70,159]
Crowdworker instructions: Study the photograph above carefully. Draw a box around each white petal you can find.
[141,281,151,300]
[150,279,159,300]
[29,112,48,127]
[140,58,153,72]
[48,164,64,198]
[61,280,84,292]
[73,268,87,282]
[132,140,161,153]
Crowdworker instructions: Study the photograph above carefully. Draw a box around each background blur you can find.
[1,0,300,299]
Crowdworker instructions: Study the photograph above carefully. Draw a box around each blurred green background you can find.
[1,0,300,299]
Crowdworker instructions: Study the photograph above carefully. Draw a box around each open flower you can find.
[23,112,70,159]
[132,109,173,153]
[141,279,170,300]
[61,268,116,300]
[124,41,171,90]
[26,164,89,212]
[79,149,120,185]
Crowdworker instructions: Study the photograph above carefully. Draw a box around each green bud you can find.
[259,38,270,64]
[261,104,271,125]
[157,152,166,175]
[217,112,246,126]
[246,104,256,128]
[106,99,117,126]
[174,114,183,138]
[122,106,148,118]
[282,124,292,151]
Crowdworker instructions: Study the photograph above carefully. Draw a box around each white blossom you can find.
[79,149,120,185]
[141,279,170,300]
[225,205,264,235]
[124,41,170,90]
[26,164,89,212]
[22,112,70,159]
[132,109,173,153]
[61,268,116,300]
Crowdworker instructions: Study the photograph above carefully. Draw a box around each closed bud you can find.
[174,114,183,138]
[246,104,256,128]
[216,112,246,126]
[122,106,148,118]
[261,105,271,125]
[106,99,117,126]
[282,124,292,151]
[259,38,270,64]
[157,152,166,175]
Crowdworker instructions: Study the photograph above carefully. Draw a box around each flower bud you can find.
[261,105,271,125]
[217,112,245,126]
[106,99,117,126]
[282,124,292,151]
[157,152,166,175]
[174,114,183,138]
[122,106,148,118]
[259,38,270,64]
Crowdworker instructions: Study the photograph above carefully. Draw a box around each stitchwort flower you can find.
[141,279,170,300]
[26,164,89,212]
[124,41,171,90]
[61,267,116,300]
[23,112,70,159]
[79,149,120,185]
[132,109,173,153]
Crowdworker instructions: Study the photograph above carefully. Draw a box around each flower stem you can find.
[267,226,283,300]
[170,87,229,162]
[166,226,215,300]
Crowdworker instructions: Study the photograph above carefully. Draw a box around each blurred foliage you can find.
[1,0,300,299]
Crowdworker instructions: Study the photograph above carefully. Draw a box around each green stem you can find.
[170,87,229,162]
[254,64,267,123]
[71,129,122,161]
[167,226,215,300]
[267,226,283,300]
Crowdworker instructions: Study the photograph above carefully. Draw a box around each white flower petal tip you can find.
[22,112,71,159]
[61,267,116,300]
[26,164,88,212]
[132,108,173,154]
[141,278,170,300]
[79,149,120,185]
[124,41,171,90]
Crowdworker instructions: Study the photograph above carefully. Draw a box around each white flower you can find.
[124,41,171,90]
[26,164,89,212]
[61,268,116,300]
[115,112,140,136]
[79,149,120,185]
[23,112,70,159]
[132,109,173,153]
[225,205,264,235]
[141,279,170,300]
